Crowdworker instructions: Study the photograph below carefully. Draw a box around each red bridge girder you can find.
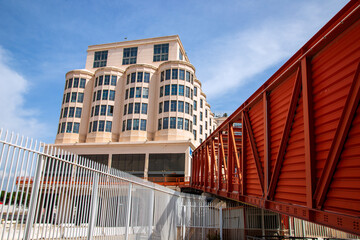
[190,0,360,235]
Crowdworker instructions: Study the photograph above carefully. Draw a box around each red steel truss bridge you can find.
[189,0,360,236]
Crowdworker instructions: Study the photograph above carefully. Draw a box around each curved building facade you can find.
[54,35,216,182]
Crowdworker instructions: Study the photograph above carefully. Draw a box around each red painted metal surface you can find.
[189,0,360,235]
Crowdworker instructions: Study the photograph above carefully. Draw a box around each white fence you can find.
[0,130,359,240]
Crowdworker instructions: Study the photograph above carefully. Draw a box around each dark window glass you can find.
[179,70,185,80]
[163,117,169,129]
[161,71,164,82]
[66,122,72,133]
[111,76,117,86]
[106,121,112,132]
[171,84,177,95]
[89,122,92,133]
[80,78,86,88]
[185,119,189,131]
[136,87,141,98]
[177,118,183,130]
[77,93,84,103]
[164,101,169,112]
[159,86,163,97]
[159,102,163,113]
[125,89,129,99]
[75,108,82,118]
[93,51,108,68]
[61,122,66,133]
[68,78,73,88]
[194,87,197,96]
[200,99,203,108]
[158,119,162,130]
[194,100,197,110]
[141,103,148,114]
[165,85,170,96]
[73,122,80,133]
[186,71,190,82]
[186,87,190,98]
[95,105,100,116]
[126,119,132,130]
[102,90,108,100]
[133,119,139,130]
[134,103,140,113]
[66,93,70,103]
[95,77,98,87]
[171,100,177,112]
[129,88,134,98]
[111,154,145,173]
[63,107,68,118]
[128,103,133,114]
[172,69,178,79]
[165,69,171,80]
[193,115,197,126]
[185,102,190,114]
[137,72,143,82]
[100,105,106,115]
[148,153,185,172]
[104,75,110,85]
[140,119,146,131]
[179,85,184,96]
[91,107,94,117]
[124,104,127,115]
[93,92,96,102]
[144,72,150,83]
[131,72,136,83]
[98,76,103,86]
[71,92,77,102]
[178,101,184,112]
[97,90,101,101]
[127,75,130,85]
[73,78,79,88]
[109,90,115,100]
[143,87,149,98]
[122,120,125,131]
[123,47,137,65]
[153,43,169,62]
[170,117,176,129]
[98,120,105,132]
[69,107,75,117]
[108,105,113,116]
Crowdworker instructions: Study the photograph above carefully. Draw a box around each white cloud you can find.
[196,1,346,98]
[0,46,49,140]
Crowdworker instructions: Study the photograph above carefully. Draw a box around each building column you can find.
[144,153,149,179]
[108,154,112,171]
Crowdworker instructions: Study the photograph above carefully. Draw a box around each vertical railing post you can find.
[125,183,132,240]
[24,153,45,240]
[87,173,99,240]
[261,209,265,238]
[147,189,154,238]
[219,207,223,240]
[182,204,186,240]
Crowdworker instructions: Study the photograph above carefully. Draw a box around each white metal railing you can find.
[0,129,358,240]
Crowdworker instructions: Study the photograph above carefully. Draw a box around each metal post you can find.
[148,189,154,238]
[182,205,186,240]
[87,173,99,240]
[24,154,45,240]
[125,183,132,240]
[261,209,265,239]
[219,207,223,240]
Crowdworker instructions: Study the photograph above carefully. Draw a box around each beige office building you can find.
[53,35,216,180]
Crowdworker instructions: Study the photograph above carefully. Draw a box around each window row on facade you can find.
[91,105,114,117]
[159,100,193,115]
[124,103,148,115]
[157,117,193,131]
[160,69,193,83]
[58,122,80,134]
[93,90,116,102]
[89,120,113,133]
[94,75,117,87]
[60,107,82,119]
[126,72,150,84]
[93,43,170,68]
[159,84,193,99]
[63,92,84,104]
[65,78,86,90]
[125,87,149,99]
[122,119,147,131]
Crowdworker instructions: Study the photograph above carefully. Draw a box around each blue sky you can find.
[0,0,349,143]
